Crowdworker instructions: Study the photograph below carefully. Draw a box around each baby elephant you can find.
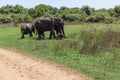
[21,23,35,39]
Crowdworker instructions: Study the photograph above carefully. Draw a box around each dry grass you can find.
[80,30,120,54]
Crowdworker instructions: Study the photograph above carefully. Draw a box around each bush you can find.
[86,14,105,22]
[11,14,33,23]
[0,14,12,23]
[62,14,80,21]
[80,30,120,54]
[104,17,114,23]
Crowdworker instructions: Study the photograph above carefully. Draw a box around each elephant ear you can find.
[60,19,64,23]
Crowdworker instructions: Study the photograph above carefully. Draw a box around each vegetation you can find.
[0,4,120,24]
[0,23,120,80]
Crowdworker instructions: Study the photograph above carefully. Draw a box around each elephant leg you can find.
[48,25,58,39]
[38,32,41,39]
[41,32,45,39]
[49,27,53,39]
[49,31,52,39]
[21,31,25,39]
[38,31,44,39]
[21,35,24,39]
[52,30,58,39]
[49,29,56,39]
[29,31,33,37]
[56,30,59,35]
[40,32,45,39]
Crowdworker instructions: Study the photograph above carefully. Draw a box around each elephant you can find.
[54,18,66,39]
[20,23,35,39]
[34,17,57,39]
[34,17,65,39]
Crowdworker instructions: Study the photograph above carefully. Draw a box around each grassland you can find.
[0,23,120,80]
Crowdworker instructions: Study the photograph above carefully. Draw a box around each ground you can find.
[0,48,92,80]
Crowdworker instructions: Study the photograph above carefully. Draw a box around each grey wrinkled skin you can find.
[34,17,66,40]
[21,23,35,39]
[54,18,66,39]
[35,17,57,39]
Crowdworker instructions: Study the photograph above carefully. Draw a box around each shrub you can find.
[0,14,12,23]
[62,14,80,21]
[104,17,114,23]
[86,14,105,22]
[80,30,120,54]
[11,14,33,23]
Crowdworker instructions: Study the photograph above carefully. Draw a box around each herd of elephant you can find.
[21,17,66,40]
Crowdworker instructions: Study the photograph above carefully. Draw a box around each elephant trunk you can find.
[61,28,66,38]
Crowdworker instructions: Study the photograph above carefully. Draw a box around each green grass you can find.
[0,23,120,80]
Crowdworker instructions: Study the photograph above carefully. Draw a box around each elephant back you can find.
[34,17,54,31]
[21,23,33,34]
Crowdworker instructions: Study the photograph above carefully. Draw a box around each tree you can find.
[0,14,12,23]
[11,14,32,23]
[59,6,70,20]
[81,6,95,16]
[69,7,80,14]
[108,5,120,17]
[86,13,105,22]
[108,8,115,16]
[34,4,52,17]
[0,5,28,14]
[114,5,120,17]
[28,8,36,18]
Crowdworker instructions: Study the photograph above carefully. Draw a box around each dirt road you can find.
[0,48,92,80]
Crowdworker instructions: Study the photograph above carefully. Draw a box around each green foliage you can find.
[108,5,120,17]
[34,4,52,17]
[11,14,32,23]
[108,8,115,16]
[69,7,80,14]
[63,14,80,21]
[86,13,105,22]
[0,14,12,23]
[0,5,31,23]
[0,4,28,14]
[60,6,70,19]
[0,4,120,23]
[28,8,36,18]
[81,5,95,16]
[114,5,120,17]
[104,16,114,23]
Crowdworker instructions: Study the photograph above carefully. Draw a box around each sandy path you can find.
[0,48,92,80]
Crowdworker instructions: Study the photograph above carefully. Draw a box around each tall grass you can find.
[0,23,120,80]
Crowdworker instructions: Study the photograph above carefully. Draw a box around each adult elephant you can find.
[54,18,66,39]
[34,17,57,39]
[20,23,35,39]
[35,17,65,39]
